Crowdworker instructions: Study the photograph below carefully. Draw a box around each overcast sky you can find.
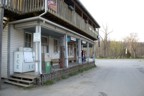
[80,0,144,42]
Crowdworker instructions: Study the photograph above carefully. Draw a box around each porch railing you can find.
[2,0,98,39]
[56,0,98,39]
[3,0,45,14]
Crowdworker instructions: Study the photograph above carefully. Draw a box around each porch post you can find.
[93,42,96,65]
[78,39,82,64]
[34,25,42,74]
[59,36,65,68]
[0,0,4,88]
[64,34,68,68]
[87,42,90,63]
[38,26,42,74]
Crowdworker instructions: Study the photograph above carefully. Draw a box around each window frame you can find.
[68,43,74,56]
[54,39,59,53]
[41,36,49,53]
[24,32,33,48]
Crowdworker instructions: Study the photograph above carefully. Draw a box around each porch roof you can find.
[10,17,94,44]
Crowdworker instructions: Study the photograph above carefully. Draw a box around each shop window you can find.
[54,39,59,53]
[68,44,74,56]
[42,36,49,53]
[24,33,32,47]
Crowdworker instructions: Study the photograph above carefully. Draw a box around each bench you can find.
[51,59,60,65]
[51,58,76,64]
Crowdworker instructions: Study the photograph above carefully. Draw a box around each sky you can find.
[80,0,144,42]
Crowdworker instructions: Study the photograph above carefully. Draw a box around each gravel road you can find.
[1,59,144,96]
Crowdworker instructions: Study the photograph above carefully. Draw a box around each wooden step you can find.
[12,74,38,80]
[5,73,40,87]
[8,78,33,84]
[5,80,32,88]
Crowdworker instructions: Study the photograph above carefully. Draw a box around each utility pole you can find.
[0,0,4,88]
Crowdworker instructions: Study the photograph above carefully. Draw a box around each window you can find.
[24,33,32,47]
[68,44,74,56]
[54,39,59,53]
[42,36,49,53]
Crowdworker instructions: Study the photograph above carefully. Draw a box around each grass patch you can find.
[61,75,68,79]
[44,80,54,85]
[68,71,79,76]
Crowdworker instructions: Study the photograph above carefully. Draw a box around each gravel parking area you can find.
[1,59,144,96]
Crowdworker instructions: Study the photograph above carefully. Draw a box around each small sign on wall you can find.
[71,37,76,41]
[82,41,86,44]
[33,33,41,42]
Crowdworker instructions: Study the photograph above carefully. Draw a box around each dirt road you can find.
[1,59,144,96]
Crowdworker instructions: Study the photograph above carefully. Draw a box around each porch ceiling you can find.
[24,27,64,38]
[82,43,93,47]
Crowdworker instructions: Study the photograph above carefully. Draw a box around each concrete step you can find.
[5,80,32,88]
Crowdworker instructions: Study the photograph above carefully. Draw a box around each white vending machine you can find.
[14,47,35,73]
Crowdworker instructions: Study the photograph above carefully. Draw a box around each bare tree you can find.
[100,25,112,57]
[123,33,138,58]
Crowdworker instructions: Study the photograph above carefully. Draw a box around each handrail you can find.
[3,0,45,14]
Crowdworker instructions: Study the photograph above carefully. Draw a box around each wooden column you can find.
[34,25,42,74]
[87,42,90,63]
[78,39,82,64]
[59,36,65,68]
[0,0,4,88]
[94,42,96,65]
[64,34,68,68]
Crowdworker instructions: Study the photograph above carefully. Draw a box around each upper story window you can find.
[42,36,49,53]
[24,32,32,47]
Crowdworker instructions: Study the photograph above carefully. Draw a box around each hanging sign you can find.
[33,33,41,42]
[48,0,57,12]
[82,41,86,44]
[71,37,76,41]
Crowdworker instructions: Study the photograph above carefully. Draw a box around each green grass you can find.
[44,80,54,85]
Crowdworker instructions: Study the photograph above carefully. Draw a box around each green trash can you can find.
[45,62,51,74]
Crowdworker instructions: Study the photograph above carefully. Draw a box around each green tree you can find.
[110,41,124,58]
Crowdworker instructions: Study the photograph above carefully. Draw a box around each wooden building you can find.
[0,0,100,87]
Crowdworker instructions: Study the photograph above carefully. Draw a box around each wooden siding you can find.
[1,25,8,78]
[56,1,98,39]
[9,25,24,75]
[3,0,45,14]
[3,0,98,40]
